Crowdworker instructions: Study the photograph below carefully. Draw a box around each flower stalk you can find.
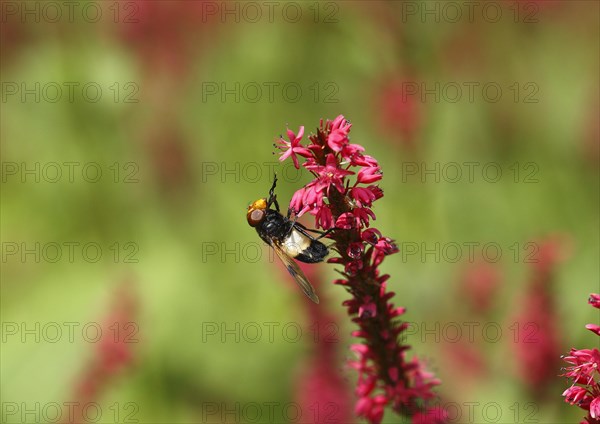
[276,115,444,424]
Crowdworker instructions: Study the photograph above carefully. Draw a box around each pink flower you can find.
[305,153,354,193]
[357,166,383,184]
[350,187,378,207]
[362,228,382,245]
[587,324,600,337]
[276,126,311,169]
[352,154,379,167]
[289,187,308,215]
[301,183,324,213]
[590,294,600,309]
[347,242,365,259]
[563,385,591,406]
[563,348,600,386]
[289,183,322,216]
[327,115,352,152]
[359,301,377,318]
[315,205,334,230]
[345,259,364,276]
[276,116,445,423]
[374,237,398,255]
[591,397,600,419]
[353,207,377,227]
[368,185,384,201]
[341,143,366,162]
[336,213,356,230]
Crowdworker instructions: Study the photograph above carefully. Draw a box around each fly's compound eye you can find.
[247,208,265,227]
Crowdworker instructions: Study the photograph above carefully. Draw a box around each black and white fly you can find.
[246,175,330,303]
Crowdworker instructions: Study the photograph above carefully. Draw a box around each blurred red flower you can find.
[67,280,139,423]
[376,76,422,149]
[294,264,353,424]
[114,1,220,75]
[145,122,193,192]
[512,238,565,399]
[460,261,501,316]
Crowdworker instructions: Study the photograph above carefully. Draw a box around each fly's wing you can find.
[272,242,320,304]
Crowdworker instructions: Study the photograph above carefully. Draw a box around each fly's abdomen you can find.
[281,228,312,258]
[295,239,328,263]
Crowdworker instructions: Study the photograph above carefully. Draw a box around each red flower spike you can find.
[561,294,600,423]
[66,280,139,423]
[276,116,445,423]
[512,238,563,397]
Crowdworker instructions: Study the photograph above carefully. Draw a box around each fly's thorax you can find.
[258,210,290,239]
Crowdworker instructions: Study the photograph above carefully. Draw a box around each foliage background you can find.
[1,1,599,423]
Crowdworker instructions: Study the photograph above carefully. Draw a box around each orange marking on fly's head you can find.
[247,198,267,227]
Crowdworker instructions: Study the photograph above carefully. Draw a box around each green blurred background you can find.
[1,1,598,423]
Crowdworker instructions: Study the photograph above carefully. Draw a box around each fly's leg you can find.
[315,228,334,240]
[267,174,280,211]
[286,213,299,234]
[301,227,334,240]
[293,225,333,241]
